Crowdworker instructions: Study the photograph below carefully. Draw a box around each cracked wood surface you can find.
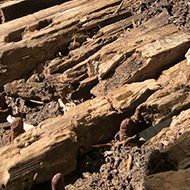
[145,128,190,190]
[0,0,70,22]
[1,0,190,189]
[134,59,190,127]
[0,79,159,190]
[0,0,136,86]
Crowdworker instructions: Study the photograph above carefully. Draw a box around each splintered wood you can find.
[0,0,190,189]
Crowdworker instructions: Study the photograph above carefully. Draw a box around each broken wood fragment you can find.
[71,76,98,100]
[145,108,190,150]
[4,75,73,102]
[134,59,190,127]
[91,28,190,96]
[145,131,190,190]
[9,117,24,142]
[0,0,89,40]
[127,153,132,171]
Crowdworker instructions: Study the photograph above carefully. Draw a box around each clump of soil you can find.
[5,96,63,126]
[66,144,152,190]
[64,141,175,190]
[130,0,190,30]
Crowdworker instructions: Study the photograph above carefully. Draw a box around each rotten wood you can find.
[51,11,184,100]
[145,108,190,150]
[145,167,190,190]
[133,59,190,127]
[0,0,133,87]
[0,0,89,40]
[0,79,159,190]
[0,0,71,22]
[0,93,11,122]
[91,26,190,96]
[4,74,73,102]
[1,1,190,190]
[145,131,190,190]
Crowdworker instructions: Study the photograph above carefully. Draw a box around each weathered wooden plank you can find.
[0,79,159,190]
[0,0,89,42]
[0,0,71,22]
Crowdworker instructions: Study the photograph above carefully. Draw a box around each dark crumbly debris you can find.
[65,145,156,190]
[129,0,190,30]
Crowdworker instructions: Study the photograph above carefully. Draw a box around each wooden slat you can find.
[0,0,71,22]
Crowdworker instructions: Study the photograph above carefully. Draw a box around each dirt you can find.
[130,0,190,31]
[30,141,177,190]
[1,0,190,189]
[5,96,63,126]
[66,145,152,190]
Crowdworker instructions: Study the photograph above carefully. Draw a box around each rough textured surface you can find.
[145,108,190,150]
[0,93,11,122]
[145,168,190,190]
[134,59,190,127]
[0,0,131,86]
[0,79,159,190]
[1,0,190,189]
[66,145,155,190]
[51,173,65,190]
[0,0,69,22]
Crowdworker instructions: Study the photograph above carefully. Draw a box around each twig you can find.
[114,0,126,14]
[92,134,137,147]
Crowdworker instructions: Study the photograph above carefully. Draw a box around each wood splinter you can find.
[114,0,127,14]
